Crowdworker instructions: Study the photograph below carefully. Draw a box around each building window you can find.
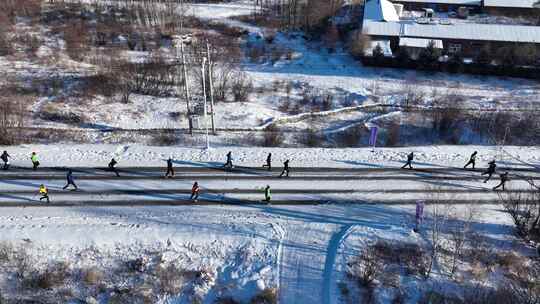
[448,43,462,54]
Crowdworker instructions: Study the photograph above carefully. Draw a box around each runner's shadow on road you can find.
[171,160,223,169]
[171,160,268,176]
[0,179,64,191]
[419,178,487,191]
[498,160,540,171]
[333,160,387,168]
[0,193,35,202]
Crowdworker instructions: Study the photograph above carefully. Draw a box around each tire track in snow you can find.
[278,222,336,304]
[322,225,355,304]
[272,223,286,292]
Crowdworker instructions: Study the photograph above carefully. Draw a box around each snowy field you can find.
[2,0,540,137]
[1,1,540,302]
[0,203,525,303]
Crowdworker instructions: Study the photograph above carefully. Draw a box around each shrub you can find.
[348,30,370,58]
[395,47,411,64]
[418,290,461,304]
[126,257,149,273]
[250,288,278,304]
[263,125,285,147]
[371,240,429,277]
[23,261,70,290]
[302,128,325,147]
[215,297,240,304]
[151,130,181,146]
[231,72,253,102]
[372,44,384,60]
[0,29,12,56]
[0,242,13,263]
[334,124,366,147]
[418,41,441,67]
[385,122,401,147]
[83,267,104,286]
[39,106,85,125]
[13,247,33,281]
[155,264,185,295]
[347,245,383,287]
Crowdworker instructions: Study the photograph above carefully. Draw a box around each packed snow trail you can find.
[322,224,355,304]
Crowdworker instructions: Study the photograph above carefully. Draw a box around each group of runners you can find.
[400,151,509,190]
[0,150,512,204]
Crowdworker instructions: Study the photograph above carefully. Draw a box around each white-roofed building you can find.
[361,0,540,60]
[482,0,540,15]
[389,0,540,14]
[364,0,400,21]
[483,0,540,8]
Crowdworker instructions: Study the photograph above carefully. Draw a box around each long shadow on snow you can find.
[333,160,387,169]
[0,193,36,202]
[0,179,64,191]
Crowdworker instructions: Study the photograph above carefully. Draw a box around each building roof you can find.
[364,0,400,22]
[391,0,480,5]
[399,37,444,48]
[363,20,540,43]
[483,0,540,8]
[391,0,540,8]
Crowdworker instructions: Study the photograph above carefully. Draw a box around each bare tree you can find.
[348,244,383,287]
[426,188,450,278]
[0,87,27,145]
[500,189,540,241]
[446,206,476,275]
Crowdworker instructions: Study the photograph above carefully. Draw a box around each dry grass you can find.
[83,267,104,286]
[155,264,185,295]
[250,288,278,304]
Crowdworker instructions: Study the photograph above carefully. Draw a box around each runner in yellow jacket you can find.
[39,184,50,203]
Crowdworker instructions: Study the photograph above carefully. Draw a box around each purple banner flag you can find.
[369,126,378,147]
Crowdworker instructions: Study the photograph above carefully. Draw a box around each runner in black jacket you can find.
[165,157,174,178]
[1,151,10,170]
[279,159,290,178]
[464,151,478,169]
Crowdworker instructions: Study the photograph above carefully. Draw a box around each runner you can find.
[262,153,272,171]
[401,152,414,169]
[464,151,478,169]
[31,152,40,170]
[493,172,509,191]
[482,160,497,183]
[108,158,120,177]
[39,184,50,204]
[1,151,10,170]
[264,185,271,203]
[190,182,200,202]
[62,169,78,191]
[279,160,290,178]
[165,157,174,178]
[223,151,233,169]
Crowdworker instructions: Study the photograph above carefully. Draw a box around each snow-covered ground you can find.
[0,203,527,303]
[2,1,540,135]
[1,1,539,302]
[1,144,538,169]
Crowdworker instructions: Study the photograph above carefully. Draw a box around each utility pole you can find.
[179,38,193,135]
[206,42,216,135]
[201,57,210,150]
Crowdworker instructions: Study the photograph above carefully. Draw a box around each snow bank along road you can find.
[0,165,538,205]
